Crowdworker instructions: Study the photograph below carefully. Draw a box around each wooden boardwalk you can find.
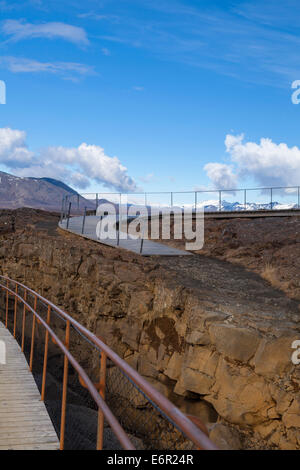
[0,322,59,450]
[59,216,191,256]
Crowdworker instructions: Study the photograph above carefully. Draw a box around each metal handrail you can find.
[0,275,217,451]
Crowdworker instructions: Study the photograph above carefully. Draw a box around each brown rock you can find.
[164,352,183,381]
[186,331,210,345]
[184,346,219,377]
[180,367,214,395]
[209,324,260,362]
[207,359,274,425]
[282,398,300,428]
[254,335,297,379]
[209,423,242,450]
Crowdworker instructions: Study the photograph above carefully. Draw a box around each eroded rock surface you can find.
[0,212,299,449]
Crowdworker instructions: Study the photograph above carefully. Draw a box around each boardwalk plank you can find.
[0,321,59,450]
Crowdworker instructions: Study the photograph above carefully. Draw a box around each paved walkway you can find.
[59,216,191,256]
[0,322,59,450]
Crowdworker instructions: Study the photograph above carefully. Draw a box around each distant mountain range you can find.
[0,170,297,212]
[0,171,81,211]
[196,200,297,212]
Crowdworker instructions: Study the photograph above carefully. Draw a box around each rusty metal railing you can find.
[0,275,217,451]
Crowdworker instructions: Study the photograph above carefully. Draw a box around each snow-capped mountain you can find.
[197,200,297,212]
[152,199,297,212]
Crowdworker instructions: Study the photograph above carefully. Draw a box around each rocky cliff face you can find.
[0,222,299,450]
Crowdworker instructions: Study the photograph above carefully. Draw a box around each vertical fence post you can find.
[119,193,122,239]
[21,290,27,352]
[219,191,222,212]
[97,351,107,450]
[195,191,197,212]
[77,194,79,211]
[60,320,70,450]
[298,187,299,209]
[96,193,99,212]
[170,192,173,208]
[81,207,87,234]
[41,305,51,402]
[97,217,103,241]
[244,189,247,211]
[140,235,144,254]
[13,284,18,338]
[60,197,64,222]
[64,196,68,217]
[29,296,37,372]
[5,279,9,328]
[117,226,120,246]
[66,202,72,229]
[144,192,147,207]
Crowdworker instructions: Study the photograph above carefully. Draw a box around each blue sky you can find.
[1,0,300,196]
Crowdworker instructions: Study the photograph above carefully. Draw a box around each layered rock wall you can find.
[0,228,299,449]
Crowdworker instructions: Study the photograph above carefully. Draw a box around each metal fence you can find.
[61,186,300,218]
[0,276,216,451]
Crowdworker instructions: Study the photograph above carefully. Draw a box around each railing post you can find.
[21,290,27,352]
[96,351,107,450]
[41,305,51,402]
[194,191,197,212]
[170,192,173,208]
[81,207,87,234]
[244,189,247,211]
[270,187,273,210]
[96,193,99,212]
[219,191,222,212]
[77,194,79,211]
[144,192,147,207]
[60,197,64,222]
[97,216,103,241]
[140,230,144,254]
[29,296,37,372]
[13,284,18,338]
[5,279,8,328]
[298,187,299,209]
[66,202,72,229]
[60,320,70,450]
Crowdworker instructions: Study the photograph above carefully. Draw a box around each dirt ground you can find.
[148,214,300,302]
[1,208,299,324]
[2,208,300,303]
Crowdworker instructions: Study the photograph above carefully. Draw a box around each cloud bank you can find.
[2,20,89,46]
[205,133,300,189]
[204,162,238,190]
[0,127,137,192]
[0,56,94,79]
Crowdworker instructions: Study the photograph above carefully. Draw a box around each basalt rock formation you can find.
[0,214,299,450]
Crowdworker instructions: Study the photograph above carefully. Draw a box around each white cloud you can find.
[0,127,137,192]
[0,56,94,78]
[42,143,137,191]
[0,127,34,167]
[204,162,238,189]
[2,20,89,46]
[205,133,300,189]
